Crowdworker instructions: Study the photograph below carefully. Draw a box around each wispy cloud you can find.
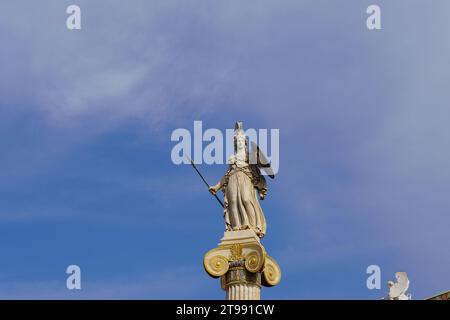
[0,266,216,299]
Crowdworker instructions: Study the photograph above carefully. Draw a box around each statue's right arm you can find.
[209,181,222,195]
[209,168,230,195]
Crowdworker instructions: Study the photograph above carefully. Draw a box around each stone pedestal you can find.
[203,230,281,300]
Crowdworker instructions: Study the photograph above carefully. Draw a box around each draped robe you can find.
[220,156,267,238]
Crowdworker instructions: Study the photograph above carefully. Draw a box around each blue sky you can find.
[1,0,449,299]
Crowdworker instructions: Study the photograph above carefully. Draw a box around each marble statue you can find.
[385,272,411,300]
[208,122,273,238]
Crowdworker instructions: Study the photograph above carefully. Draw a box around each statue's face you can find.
[236,134,246,151]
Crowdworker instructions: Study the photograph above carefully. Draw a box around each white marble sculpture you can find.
[208,122,274,238]
[385,272,412,300]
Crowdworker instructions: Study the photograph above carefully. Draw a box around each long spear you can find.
[186,156,224,208]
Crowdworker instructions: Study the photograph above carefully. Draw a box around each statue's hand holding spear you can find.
[208,182,221,196]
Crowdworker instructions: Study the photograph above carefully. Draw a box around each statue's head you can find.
[233,122,247,153]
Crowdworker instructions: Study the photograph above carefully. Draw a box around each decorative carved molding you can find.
[262,254,281,287]
[204,230,281,290]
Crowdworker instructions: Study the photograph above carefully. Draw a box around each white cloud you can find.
[0,266,215,299]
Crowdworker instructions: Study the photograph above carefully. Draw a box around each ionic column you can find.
[204,230,281,301]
